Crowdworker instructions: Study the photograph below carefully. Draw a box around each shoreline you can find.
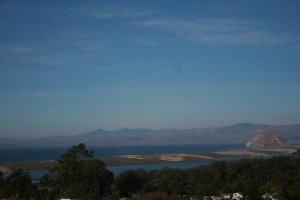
[1,147,297,173]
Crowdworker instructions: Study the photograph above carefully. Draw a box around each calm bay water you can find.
[0,143,244,162]
[1,144,244,181]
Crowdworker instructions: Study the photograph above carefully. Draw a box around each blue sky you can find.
[1,0,300,138]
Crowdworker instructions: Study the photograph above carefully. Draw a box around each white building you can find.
[232,193,243,200]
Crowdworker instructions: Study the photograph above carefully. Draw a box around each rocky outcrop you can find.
[246,130,289,148]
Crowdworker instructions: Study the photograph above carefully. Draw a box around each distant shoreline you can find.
[1,147,297,173]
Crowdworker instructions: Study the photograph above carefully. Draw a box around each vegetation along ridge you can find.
[0,143,299,200]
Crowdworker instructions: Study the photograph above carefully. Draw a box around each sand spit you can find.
[118,155,148,159]
[1,147,297,171]
[214,147,297,157]
[256,148,297,153]
[158,154,212,161]
[118,153,212,162]
[215,149,269,157]
[0,165,11,172]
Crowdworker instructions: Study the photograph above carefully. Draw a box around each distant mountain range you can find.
[1,123,300,147]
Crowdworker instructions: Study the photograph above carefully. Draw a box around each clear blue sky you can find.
[1,0,300,138]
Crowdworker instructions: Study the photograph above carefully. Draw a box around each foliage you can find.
[116,169,148,197]
[0,169,40,199]
[114,156,300,200]
[41,143,114,200]
[0,171,3,182]
[1,145,299,200]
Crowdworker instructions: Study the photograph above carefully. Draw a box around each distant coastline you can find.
[1,123,299,148]
[1,147,297,173]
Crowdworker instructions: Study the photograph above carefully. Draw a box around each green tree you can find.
[0,171,3,197]
[79,159,114,199]
[49,143,114,199]
[245,179,262,200]
[0,171,3,183]
[0,169,40,199]
[116,169,146,196]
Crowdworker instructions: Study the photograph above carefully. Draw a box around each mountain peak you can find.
[246,130,289,148]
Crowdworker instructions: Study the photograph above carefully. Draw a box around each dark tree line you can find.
[0,169,40,199]
[115,154,300,200]
[39,143,114,200]
[0,143,114,200]
[0,144,299,200]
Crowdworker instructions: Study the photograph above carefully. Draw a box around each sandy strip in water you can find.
[214,148,297,157]
[256,148,297,153]
[1,148,297,171]
[214,149,268,157]
[0,165,11,172]
[118,153,212,162]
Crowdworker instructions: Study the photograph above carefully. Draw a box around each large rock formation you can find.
[246,130,289,148]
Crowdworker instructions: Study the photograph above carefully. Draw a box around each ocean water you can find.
[3,158,243,181]
[0,143,244,162]
[1,144,244,181]
[108,157,241,175]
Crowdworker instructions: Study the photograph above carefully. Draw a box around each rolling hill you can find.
[1,123,299,147]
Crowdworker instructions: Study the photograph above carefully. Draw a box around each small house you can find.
[232,193,243,200]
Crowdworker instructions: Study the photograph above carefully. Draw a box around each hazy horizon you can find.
[1,122,299,139]
[1,0,300,138]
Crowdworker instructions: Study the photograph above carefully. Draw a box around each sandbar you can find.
[0,147,297,172]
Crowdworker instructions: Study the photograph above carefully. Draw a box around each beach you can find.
[1,147,297,172]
